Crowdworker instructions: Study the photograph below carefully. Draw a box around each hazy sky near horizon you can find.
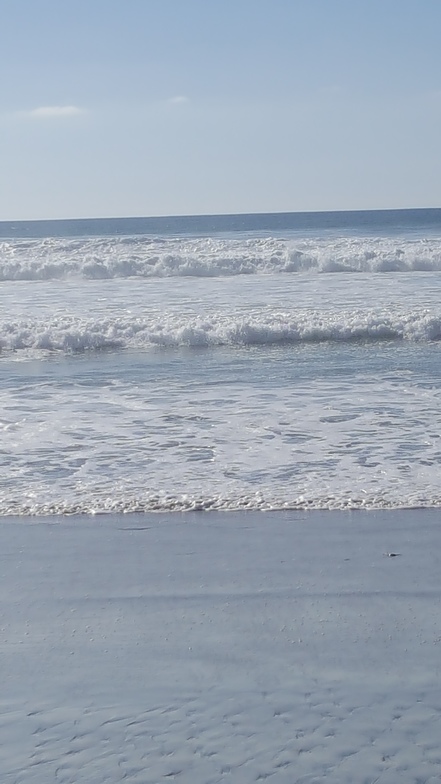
[1,0,441,220]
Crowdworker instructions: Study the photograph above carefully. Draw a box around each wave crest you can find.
[2,309,441,355]
[2,235,441,280]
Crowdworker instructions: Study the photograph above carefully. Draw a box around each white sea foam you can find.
[2,344,441,516]
[2,308,441,355]
[2,234,441,279]
[2,224,441,516]
[3,494,441,517]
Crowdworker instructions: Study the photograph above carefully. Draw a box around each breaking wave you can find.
[2,308,441,355]
[2,235,441,280]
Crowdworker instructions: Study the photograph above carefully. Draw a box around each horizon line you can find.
[1,205,441,225]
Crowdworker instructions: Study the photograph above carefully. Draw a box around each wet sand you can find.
[1,509,441,782]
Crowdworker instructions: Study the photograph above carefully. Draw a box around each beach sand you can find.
[1,509,441,782]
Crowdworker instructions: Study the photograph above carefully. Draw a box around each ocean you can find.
[1,207,441,516]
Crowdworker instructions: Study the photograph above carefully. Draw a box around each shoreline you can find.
[2,503,441,523]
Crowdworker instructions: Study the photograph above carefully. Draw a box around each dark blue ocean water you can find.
[1,207,441,239]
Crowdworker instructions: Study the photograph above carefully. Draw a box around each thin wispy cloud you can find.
[167,95,189,105]
[28,105,85,118]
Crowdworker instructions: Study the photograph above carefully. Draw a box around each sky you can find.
[1,0,441,220]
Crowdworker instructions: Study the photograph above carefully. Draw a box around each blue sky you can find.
[1,0,441,219]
